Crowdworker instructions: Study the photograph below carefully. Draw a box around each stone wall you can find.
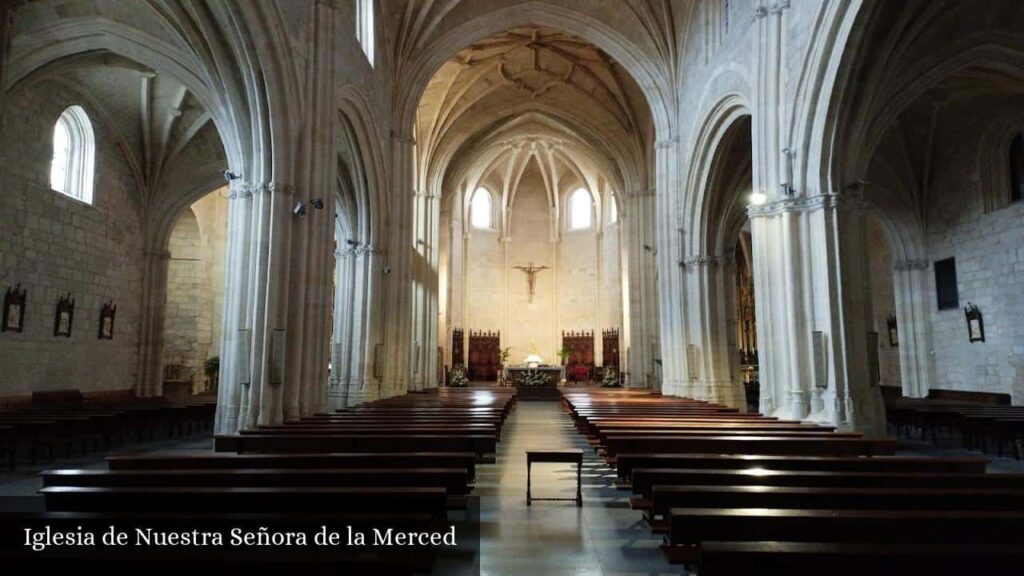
[867,218,901,388]
[458,165,623,368]
[0,81,143,395]
[161,190,228,393]
[924,98,1024,403]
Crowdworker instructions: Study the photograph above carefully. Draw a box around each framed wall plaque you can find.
[2,284,26,333]
[965,302,985,343]
[54,294,74,337]
[98,301,116,340]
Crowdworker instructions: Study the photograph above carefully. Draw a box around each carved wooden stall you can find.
[562,330,594,382]
[602,329,620,368]
[468,330,501,381]
[451,328,465,366]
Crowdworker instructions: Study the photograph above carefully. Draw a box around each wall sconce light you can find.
[292,200,307,217]
[748,191,767,206]
[964,302,984,343]
[886,314,898,347]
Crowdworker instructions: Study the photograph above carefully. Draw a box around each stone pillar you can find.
[382,133,416,399]
[655,136,685,397]
[216,182,254,434]
[623,189,659,389]
[893,259,935,398]
[136,250,171,397]
[682,254,746,409]
[749,194,886,434]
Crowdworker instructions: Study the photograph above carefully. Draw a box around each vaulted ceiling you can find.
[415,26,653,211]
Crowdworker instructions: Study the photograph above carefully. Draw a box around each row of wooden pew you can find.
[19,387,516,573]
[0,390,215,470]
[562,388,1024,575]
[885,392,1024,458]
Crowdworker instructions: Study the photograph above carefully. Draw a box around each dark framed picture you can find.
[886,314,899,347]
[2,284,27,333]
[964,302,984,343]
[54,294,74,337]
[98,301,116,340]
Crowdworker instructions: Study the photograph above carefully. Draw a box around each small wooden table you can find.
[526,449,583,507]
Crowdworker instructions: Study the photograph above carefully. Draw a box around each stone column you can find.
[382,133,416,399]
[215,182,254,434]
[136,250,171,397]
[749,194,886,434]
[682,254,746,409]
[893,259,935,398]
[655,135,685,397]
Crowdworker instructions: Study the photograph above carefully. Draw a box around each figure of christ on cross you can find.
[513,261,549,304]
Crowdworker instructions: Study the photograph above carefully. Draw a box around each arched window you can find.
[569,188,592,230]
[356,0,375,67]
[470,187,493,229]
[609,195,619,224]
[50,105,95,204]
[1010,133,1024,204]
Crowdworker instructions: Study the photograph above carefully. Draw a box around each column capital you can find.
[747,193,867,218]
[681,254,723,268]
[227,183,253,200]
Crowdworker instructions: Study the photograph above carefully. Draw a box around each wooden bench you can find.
[630,468,1024,501]
[107,451,478,482]
[663,508,1024,563]
[526,449,583,507]
[215,434,497,462]
[614,454,988,485]
[602,436,896,460]
[39,486,449,520]
[696,541,1024,576]
[647,485,1024,525]
[42,467,471,496]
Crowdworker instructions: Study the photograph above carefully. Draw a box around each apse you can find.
[414,27,653,386]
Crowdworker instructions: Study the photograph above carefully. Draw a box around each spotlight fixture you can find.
[748,191,767,206]
[292,200,307,217]
[346,239,360,247]
[223,170,241,181]
[311,198,324,210]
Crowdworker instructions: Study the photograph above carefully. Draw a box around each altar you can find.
[503,365,565,401]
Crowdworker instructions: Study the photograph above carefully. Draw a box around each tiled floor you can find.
[475,401,685,576]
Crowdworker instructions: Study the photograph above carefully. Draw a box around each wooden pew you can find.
[696,541,1024,576]
[42,467,471,496]
[214,434,497,462]
[39,486,449,520]
[106,451,478,482]
[602,435,896,460]
[630,468,1024,502]
[648,485,1024,525]
[614,454,988,485]
[663,508,1024,563]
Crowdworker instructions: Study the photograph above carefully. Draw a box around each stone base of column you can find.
[696,380,746,410]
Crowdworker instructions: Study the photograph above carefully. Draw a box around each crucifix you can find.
[513,261,549,303]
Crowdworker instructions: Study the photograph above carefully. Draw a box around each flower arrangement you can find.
[450,367,468,388]
[601,366,621,388]
[522,369,548,388]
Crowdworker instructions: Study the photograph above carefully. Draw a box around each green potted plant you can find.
[557,345,572,365]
